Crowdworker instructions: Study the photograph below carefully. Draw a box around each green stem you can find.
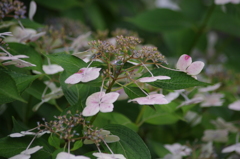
[186,3,216,55]
[54,104,63,112]
[135,105,146,126]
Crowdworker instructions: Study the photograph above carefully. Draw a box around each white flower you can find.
[65,67,101,84]
[115,88,128,101]
[84,130,119,144]
[128,94,169,105]
[211,118,238,133]
[42,64,64,74]
[198,83,221,92]
[9,146,43,159]
[155,0,180,11]
[82,92,119,116]
[165,90,184,103]
[184,111,202,126]
[29,1,37,20]
[202,129,228,142]
[200,93,224,107]
[199,142,214,158]
[176,54,204,76]
[164,143,192,157]
[4,26,45,43]
[9,130,50,138]
[222,143,240,154]
[138,75,170,82]
[228,100,240,111]
[71,32,91,53]
[162,154,182,159]
[0,55,36,68]
[177,96,204,108]
[56,152,90,159]
[92,152,126,159]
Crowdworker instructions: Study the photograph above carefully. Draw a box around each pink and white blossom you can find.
[82,92,119,116]
[128,94,169,105]
[176,54,204,76]
[65,67,101,84]
[9,146,43,159]
[138,75,170,82]
[56,152,90,159]
[222,143,240,154]
[200,93,224,107]
[164,143,192,157]
[202,130,228,143]
[228,100,240,111]
[93,152,126,159]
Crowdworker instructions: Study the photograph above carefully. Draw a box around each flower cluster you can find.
[0,0,26,19]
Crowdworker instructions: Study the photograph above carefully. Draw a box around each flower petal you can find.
[186,61,204,76]
[138,77,157,82]
[129,96,155,105]
[99,103,114,112]
[23,146,43,155]
[43,64,64,74]
[56,152,90,159]
[9,154,30,159]
[29,1,37,20]
[65,73,83,84]
[154,76,171,80]
[86,92,105,106]
[81,67,101,82]
[82,103,100,116]
[176,54,192,71]
[101,92,119,103]
[228,100,240,111]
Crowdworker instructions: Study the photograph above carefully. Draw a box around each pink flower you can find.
[228,100,240,111]
[138,75,171,82]
[82,92,119,116]
[65,67,101,84]
[176,54,204,76]
[128,94,169,105]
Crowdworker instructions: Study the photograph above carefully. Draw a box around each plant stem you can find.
[186,3,216,55]
[135,105,146,126]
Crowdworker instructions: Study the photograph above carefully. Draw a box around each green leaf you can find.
[0,137,53,159]
[48,134,61,149]
[17,19,44,29]
[0,70,25,104]
[127,9,190,32]
[71,140,83,151]
[141,103,182,125]
[8,43,43,72]
[103,124,151,159]
[7,71,41,92]
[123,86,146,99]
[11,117,29,133]
[35,0,79,11]
[93,112,138,132]
[142,67,209,90]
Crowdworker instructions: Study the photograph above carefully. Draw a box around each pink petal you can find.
[82,103,100,116]
[228,100,240,111]
[149,94,169,104]
[81,67,101,82]
[186,61,204,76]
[101,92,119,103]
[86,92,105,106]
[138,77,157,82]
[129,96,155,105]
[65,73,83,84]
[176,54,192,71]
[154,76,171,80]
[99,103,114,112]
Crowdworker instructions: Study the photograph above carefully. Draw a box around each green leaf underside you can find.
[142,67,209,90]
[0,71,25,104]
[124,86,146,99]
[103,124,151,159]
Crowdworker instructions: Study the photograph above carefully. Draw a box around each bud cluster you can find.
[0,0,26,19]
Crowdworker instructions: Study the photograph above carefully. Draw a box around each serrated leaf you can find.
[103,124,151,159]
[127,9,190,32]
[123,86,146,99]
[71,140,83,151]
[141,67,209,90]
[7,71,41,92]
[0,71,26,104]
[48,134,61,149]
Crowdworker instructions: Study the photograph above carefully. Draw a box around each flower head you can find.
[176,54,204,76]
[200,93,224,107]
[202,129,228,142]
[82,92,119,116]
[65,67,101,84]
[9,146,43,159]
[164,143,192,157]
[93,152,126,159]
[128,94,169,105]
